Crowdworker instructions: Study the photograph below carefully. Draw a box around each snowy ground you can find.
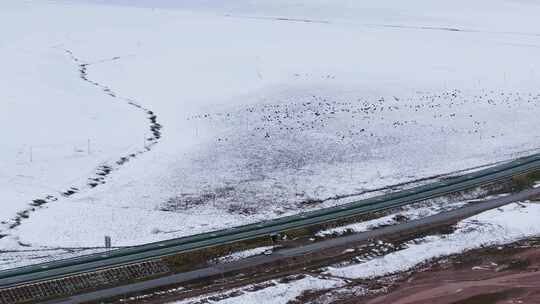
[326,202,540,279]
[215,246,274,264]
[171,274,345,304]
[2,0,540,266]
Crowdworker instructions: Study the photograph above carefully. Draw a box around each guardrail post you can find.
[105,236,111,249]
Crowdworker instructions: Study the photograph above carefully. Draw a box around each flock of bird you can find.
[173,88,540,214]
[187,89,540,144]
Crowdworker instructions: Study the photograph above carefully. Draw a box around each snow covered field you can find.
[2,0,540,267]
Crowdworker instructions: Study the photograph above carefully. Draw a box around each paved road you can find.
[2,153,540,289]
[46,186,540,304]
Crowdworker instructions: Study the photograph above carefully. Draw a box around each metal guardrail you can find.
[2,153,540,288]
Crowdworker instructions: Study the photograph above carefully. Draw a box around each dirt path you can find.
[352,241,540,304]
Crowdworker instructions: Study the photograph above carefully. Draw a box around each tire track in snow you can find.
[0,50,162,240]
